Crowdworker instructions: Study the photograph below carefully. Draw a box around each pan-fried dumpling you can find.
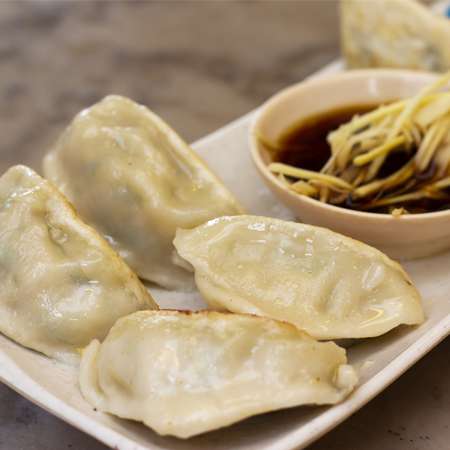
[43,95,243,289]
[0,165,157,362]
[79,310,358,438]
[174,216,425,340]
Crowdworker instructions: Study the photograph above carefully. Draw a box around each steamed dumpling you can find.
[43,96,243,289]
[174,215,425,340]
[0,165,157,362]
[79,310,357,438]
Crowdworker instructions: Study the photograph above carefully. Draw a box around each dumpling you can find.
[79,310,357,438]
[0,165,157,362]
[341,0,450,72]
[173,215,425,340]
[43,95,243,289]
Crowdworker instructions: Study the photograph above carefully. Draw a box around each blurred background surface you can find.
[0,1,448,449]
[0,1,338,172]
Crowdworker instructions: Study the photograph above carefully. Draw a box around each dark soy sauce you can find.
[272,104,448,213]
[275,104,378,171]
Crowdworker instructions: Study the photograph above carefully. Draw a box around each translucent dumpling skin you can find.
[43,96,243,289]
[0,166,157,362]
[174,216,425,340]
[79,310,357,438]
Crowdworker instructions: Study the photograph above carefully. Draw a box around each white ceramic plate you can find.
[0,62,449,450]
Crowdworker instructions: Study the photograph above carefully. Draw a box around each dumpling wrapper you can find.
[173,215,425,340]
[0,165,157,362]
[79,310,358,438]
[43,95,243,289]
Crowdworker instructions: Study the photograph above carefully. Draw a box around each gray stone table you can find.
[0,1,448,449]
